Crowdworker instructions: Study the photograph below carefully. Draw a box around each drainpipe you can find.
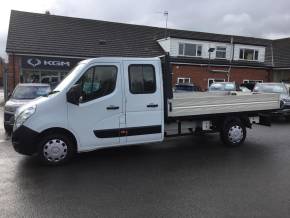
[12,53,16,89]
[270,43,274,82]
[3,60,8,102]
[228,36,234,82]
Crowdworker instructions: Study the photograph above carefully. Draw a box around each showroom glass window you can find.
[129,65,156,94]
[76,65,117,102]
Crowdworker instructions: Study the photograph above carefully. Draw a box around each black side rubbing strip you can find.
[94,129,120,138]
[94,125,162,138]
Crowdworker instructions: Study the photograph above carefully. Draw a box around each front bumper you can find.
[4,111,15,127]
[12,126,39,155]
[272,108,290,116]
[282,105,290,110]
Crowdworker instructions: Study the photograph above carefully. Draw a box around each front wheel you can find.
[37,133,76,165]
[220,120,246,147]
[4,124,12,135]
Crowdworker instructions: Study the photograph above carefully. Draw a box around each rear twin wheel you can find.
[220,120,246,147]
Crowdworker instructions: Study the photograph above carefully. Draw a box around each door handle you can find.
[106,105,119,110]
[147,103,158,108]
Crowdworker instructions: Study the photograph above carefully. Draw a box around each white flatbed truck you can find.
[12,56,280,165]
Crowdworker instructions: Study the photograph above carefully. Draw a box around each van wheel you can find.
[220,120,246,147]
[37,133,75,165]
[4,124,12,135]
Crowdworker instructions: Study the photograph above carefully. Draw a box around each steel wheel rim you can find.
[43,139,68,162]
[228,125,243,143]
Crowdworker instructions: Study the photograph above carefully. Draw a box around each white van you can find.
[12,57,280,165]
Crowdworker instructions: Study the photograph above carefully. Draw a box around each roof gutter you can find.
[273,67,290,70]
[6,52,89,60]
[170,62,270,69]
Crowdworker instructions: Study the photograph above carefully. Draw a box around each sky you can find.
[1,0,290,59]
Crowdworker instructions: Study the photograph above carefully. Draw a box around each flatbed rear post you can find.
[160,53,173,123]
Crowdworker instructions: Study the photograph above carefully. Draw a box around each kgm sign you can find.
[27,58,41,68]
[22,56,83,70]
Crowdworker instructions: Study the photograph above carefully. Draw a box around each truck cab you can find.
[12,58,164,164]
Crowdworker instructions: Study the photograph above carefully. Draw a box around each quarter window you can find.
[129,65,156,94]
[179,43,202,57]
[77,65,117,102]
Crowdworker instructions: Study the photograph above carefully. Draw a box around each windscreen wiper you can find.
[45,90,60,96]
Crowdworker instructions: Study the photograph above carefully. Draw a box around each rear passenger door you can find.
[123,60,163,144]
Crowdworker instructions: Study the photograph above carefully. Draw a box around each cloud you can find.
[1,0,290,58]
[222,13,252,24]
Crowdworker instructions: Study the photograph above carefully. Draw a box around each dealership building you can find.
[5,10,290,93]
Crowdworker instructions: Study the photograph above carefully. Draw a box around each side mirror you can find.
[67,84,82,105]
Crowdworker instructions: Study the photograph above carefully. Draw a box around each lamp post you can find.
[208,47,215,73]
[164,11,168,38]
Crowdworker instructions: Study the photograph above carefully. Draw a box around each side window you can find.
[129,65,156,94]
[77,65,117,103]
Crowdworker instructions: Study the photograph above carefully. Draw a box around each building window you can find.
[177,77,191,84]
[208,78,225,87]
[216,46,227,59]
[129,64,156,94]
[239,49,259,61]
[243,80,263,83]
[76,65,118,103]
[179,43,202,57]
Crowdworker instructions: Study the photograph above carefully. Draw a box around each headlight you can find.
[13,105,36,131]
[280,100,285,109]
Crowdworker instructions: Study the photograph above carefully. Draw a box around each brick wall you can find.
[7,55,21,93]
[6,55,272,93]
[172,64,271,90]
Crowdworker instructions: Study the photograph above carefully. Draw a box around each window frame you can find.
[243,79,263,84]
[215,46,227,59]
[239,48,259,61]
[128,64,157,95]
[178,43,203,57]
[208,78,226,88]
[177,77,191,84]
[77,65,118,103]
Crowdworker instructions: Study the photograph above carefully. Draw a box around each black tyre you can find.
[4,124,12,135]
[220,120,246,147]
[285,115,290,122]
[37,133,76,165]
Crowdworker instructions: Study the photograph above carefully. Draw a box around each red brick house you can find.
[5,10,290,94]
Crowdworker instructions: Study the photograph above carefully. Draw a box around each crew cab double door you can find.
[68,60,163,150]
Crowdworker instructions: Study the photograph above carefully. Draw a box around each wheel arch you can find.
[213,114,251,130]
[38,127,78,151]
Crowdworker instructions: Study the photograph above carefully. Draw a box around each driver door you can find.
[67,63,124,151]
